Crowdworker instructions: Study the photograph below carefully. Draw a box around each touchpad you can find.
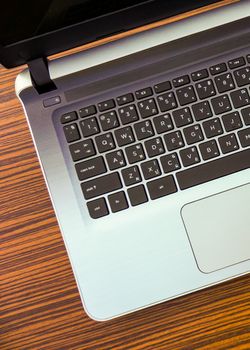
[181,184,250,273]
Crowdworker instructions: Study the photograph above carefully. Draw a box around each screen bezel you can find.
[0,0,223,68]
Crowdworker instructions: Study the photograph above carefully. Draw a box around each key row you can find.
[63,86,250,142]
[86,146,250,218]
[67,107,249,164]
[76,127,250,183]
[61,57,250,125]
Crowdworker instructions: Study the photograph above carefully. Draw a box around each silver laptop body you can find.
[14,2,250,320]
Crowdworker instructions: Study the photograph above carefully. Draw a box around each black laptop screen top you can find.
[0,0,223,67]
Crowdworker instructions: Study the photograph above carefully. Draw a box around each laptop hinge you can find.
[28,57,57,94]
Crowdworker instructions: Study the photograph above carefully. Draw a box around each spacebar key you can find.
[176,149,250,190]
[81,172,122,199]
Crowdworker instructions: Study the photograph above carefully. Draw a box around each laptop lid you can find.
[0,0,225,68]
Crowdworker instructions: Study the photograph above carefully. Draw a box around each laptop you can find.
[1,0,249,321]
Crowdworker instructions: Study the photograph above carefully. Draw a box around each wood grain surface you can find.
[1,1,250,349]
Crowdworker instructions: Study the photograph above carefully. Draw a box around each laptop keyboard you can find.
[61,54,250,219]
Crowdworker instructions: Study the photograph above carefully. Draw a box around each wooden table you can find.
[1,2,249,349]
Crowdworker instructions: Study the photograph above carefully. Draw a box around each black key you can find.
[106,150,126,170]
[134,120,154,140]
[70,139,96,161]
[203,118,223,138]
[172,75,190,88]
[98,99,115,112]
[118,104,139,124]
[122,166,142,186]
[191,69,208,81]
[219,133,239,154]
[160,153,181,173]
[116,93,134,106]
[80,117,100,137]
[211,94,232,115]
[172,107,193,127]
[138,98,158,118]
[99,110,119,131]
[141,159,161,180]
[228,57,246,69]
[125,143,145,164]
[147,175,177,200]
[176,86,196,106]
[195,79,216,99]
[164,131,185,151]
[153,114,174,133]
[63,123,81,143]
[95,133,116,153]
[234,67,250,87]
[61,111,78,124]
[145,137,165,158]
[108,191,128,213]
[79,105,96,118]
[192,100,212,121]
[157,92,178,112]
[115,126,135,146]
[154,81,171,93]
[183,124,204,145]
[222,111,242,132]
[176,148,250,190]
[230,88,250,109]
[241,106,250,125]
[127,185,148,206]
[238,128,250,148]
[210,62,227,75]
[135,87,153,99]
[87,198,109,219]
[81,172,122,199]
[199,140,220,161]
[75,156,106,181]
[215,73,235,93]
[180,146,200,167]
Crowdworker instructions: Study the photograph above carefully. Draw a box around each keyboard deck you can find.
[60,53,250,219]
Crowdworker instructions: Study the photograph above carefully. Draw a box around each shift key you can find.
[81,172,122,199]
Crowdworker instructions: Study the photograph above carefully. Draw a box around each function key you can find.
[63,123,80,143]
[79,105,96,118]
[98,99,115,112]
[147,175,177,200]
[61,111,78,124]
[81,172,122,200]
[247,54,250,63]
[191,69,208,81]
[172,75,190,88]
[209,63,227,75]
[127,185,148,206]
[116,93,134,106]
[228,57,245,69]
[75,156,106,181]
[87,198,109,219]
[154,81,171,93]
[70,139,96,161]
[108,191,128,213]
[135,87,153,99]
